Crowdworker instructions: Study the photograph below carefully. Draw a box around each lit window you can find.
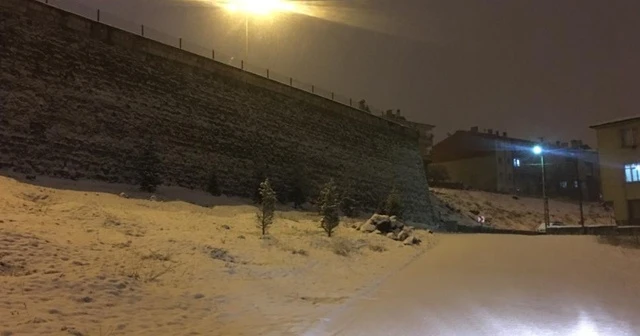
[574,180,579,188]
[560,181,568,188]
[624,163,640,183]
[621,128,637,148]
[513,158,521,167]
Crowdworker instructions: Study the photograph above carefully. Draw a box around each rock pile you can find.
[357,214,421,245]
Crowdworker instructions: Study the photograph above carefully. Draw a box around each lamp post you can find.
[533,145,550,231]
[573,152,585,232]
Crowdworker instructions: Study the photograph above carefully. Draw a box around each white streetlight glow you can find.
[532,145,543,155]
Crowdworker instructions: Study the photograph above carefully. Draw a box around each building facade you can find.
[591,116,640,225]
[430,127,601,201]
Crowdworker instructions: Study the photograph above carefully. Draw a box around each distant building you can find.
[382,110,435,166]
[430,127,601,201]
[591,116,640,225]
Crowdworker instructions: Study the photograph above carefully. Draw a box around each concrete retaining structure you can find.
[0,0,432,222]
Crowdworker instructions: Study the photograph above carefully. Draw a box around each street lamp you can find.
[220,0,297,61]
[532,145,550,231]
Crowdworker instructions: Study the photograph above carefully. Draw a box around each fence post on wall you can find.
[266,69,270,79]
[179,38,182,49]
[212,49,215,60]
[141,25,145,36]
[241,60,244,70]
[331,92,334,100]
[311,85,315,93]
[96,9,100,22]
[349,98,352,106]
[289,77,292,86]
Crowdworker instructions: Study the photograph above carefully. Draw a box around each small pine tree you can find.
[256,178,276,236]
[206,170,221,196]
[319,179,340,237]
[137,141,162,193]
[252,169,267,203]
[384,186,404,219]
[316,190,325,215]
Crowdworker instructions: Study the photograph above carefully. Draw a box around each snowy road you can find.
[302,234,640,336]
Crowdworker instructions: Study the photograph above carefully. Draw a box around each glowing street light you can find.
[532,145,550,231]
[222,0,296,16]
[532,145,543,155]
[220,0,298,61]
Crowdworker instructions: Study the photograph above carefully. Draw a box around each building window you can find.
[621,128,637,148]
[624,163,640,183]
[574,180,579,188]
[513,158,521,167]
[560,181,568,188]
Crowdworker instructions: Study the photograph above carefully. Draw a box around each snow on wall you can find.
[0,0,432,223]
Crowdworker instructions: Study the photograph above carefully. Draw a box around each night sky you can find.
[82,0,640,147]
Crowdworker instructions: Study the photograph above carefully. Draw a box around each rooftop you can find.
[446,129,593,151]
[458,130,536,145]
[590,115,640,129]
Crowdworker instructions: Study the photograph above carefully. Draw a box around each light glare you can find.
[221,0,296,15]
[532,145,543,155]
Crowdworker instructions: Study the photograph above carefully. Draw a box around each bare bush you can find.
[368,244,387,253]
[123,257,179,283]
[290,248,309,256]
[207,247,237,263]
[331,237,358,257]
[141,249,173,261]
[144,263,179,282]
[384,186,404,219]
[260,235,309,256]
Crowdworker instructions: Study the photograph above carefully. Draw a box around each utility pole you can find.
[541,154,550,229]
[574,153,585,231]
[533,145,549,230]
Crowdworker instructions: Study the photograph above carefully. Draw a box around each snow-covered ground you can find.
[0,175,435,335]
[431,188,614,231]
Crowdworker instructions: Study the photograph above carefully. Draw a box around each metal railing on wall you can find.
[40,0,391,117]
